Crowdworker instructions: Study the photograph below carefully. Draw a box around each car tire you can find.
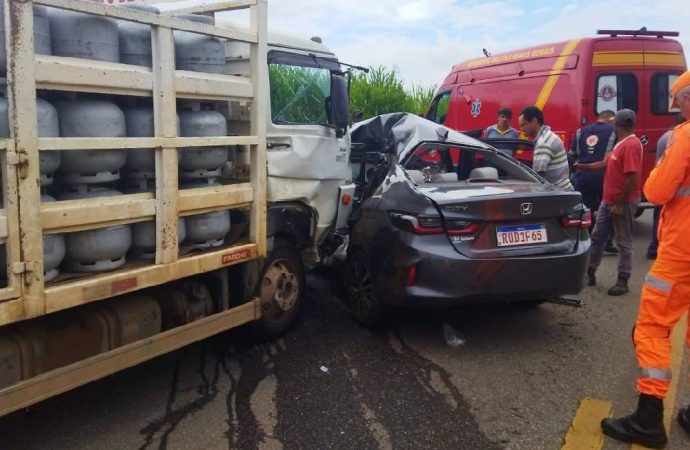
[346,249,387,329]
[250,242,304,340]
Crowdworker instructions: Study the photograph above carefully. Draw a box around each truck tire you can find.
[250,241,304,339]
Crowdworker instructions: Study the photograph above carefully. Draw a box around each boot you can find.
[608,279,629,296]
[601,394,668,448]
[679,404,690,434]
[587,269,596,287]
[605,241,620,254]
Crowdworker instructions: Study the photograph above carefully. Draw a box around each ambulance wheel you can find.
[251,241,304,339]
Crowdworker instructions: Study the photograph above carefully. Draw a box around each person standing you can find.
[574,109,642,296]
[518,106,573,189]
[569,110,618,253]
[483,107,519,156]
[600,71,690,449]
[647,113,686,259]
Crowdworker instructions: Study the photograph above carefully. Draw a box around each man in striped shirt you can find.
[518,106,573,189]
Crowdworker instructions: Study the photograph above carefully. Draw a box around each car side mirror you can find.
[330,74,349,138]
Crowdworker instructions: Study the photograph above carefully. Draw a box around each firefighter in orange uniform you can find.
[601,70,690,448]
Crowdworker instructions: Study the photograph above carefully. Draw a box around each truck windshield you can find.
[268,51,340,126]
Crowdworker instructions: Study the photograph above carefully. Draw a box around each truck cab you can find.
[223,27,353,264]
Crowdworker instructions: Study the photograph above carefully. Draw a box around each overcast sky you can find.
[257,0,690,89]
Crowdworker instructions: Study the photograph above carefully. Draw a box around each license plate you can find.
[496,224,547,247]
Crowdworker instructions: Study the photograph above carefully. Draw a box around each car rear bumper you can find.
[371,234,590,308]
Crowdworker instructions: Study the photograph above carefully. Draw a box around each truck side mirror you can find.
[330,74,349,138]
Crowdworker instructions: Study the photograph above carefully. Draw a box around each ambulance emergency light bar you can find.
[597,29,680,38]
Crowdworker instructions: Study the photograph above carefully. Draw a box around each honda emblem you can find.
[520,202,533,215]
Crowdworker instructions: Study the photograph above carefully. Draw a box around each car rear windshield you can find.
[403,144,540,184]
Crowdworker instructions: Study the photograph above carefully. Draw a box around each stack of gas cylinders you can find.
[0,1,233,282]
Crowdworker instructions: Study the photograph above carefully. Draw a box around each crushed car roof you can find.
[350,113,494,159]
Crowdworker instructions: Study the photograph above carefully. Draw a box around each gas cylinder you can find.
[0,196,66,282]
[178,109,228,180]
[55,98,127,184]
[58,187,132,272]
[117,3,159,67]
[0,97,61,186]
[131,219,186,260]
[174,14,225,74]
[123,107,180,180]
[41,195,66,282]
[37,99,61,186]
[0,3,51,73]
[181,180,231,249]
[49,1,119,63]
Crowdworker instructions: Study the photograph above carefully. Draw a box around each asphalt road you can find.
[1,212,688,450]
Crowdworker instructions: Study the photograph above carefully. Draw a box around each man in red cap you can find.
[601,70,690,448]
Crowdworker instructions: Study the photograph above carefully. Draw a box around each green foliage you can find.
[269,64,330,124]
[349,66,436,119]
[268,63,436,124]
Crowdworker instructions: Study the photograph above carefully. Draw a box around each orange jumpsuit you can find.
[634,120,690,398]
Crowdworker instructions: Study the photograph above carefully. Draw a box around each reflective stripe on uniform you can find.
[676,186,690,197]
[639,367,672,380]
[645,274,672,294]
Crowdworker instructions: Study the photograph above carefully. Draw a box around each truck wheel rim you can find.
[261,259,299,318]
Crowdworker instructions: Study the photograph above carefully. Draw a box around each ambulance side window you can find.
[427,90,451,124]
[595,73,638,114]
[651,73,680,114]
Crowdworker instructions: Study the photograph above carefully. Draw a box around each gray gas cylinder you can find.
[178,109,228,179]
[55,99,127,184]
[0,196,66,282]
[123,107,180,180]
[37,99,61,186]
[126,176,186,260]
[0,97,61,186]
[131,219,186,260]
[41,195,66,282]
[117,3,159,67]
[58,186,131,272]
[49,1,119,63]
[181,180,231,250]
[0,3,51,73]
[174,14,225,74]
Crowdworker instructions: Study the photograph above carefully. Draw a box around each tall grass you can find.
[350,66,436,118]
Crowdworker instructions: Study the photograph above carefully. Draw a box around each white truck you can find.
[0,0,353,416]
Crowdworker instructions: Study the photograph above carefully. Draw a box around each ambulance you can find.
[428,29,687,211]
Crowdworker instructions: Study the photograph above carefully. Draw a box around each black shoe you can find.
[587,270,596,287]
[647,250,657,260]
[679,405,690,434]
[601,394,668,448]
[605,244,620,254]
[608,279,629,296]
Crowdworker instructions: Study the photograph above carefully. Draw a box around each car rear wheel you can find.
[346,249,386,329]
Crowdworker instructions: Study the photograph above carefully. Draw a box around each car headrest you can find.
[406,170,425,184]
[469,167,499,181]
[430,172,458,183]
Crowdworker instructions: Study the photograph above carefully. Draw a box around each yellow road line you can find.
[535,39,582,109]
[632,312,687,450]
[561,397,613,450]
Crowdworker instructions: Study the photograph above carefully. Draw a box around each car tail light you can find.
[560,209,591,229]
[389,212,444,234]
[445,219,480,235]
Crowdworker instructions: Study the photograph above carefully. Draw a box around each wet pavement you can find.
[0,212,688,449]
